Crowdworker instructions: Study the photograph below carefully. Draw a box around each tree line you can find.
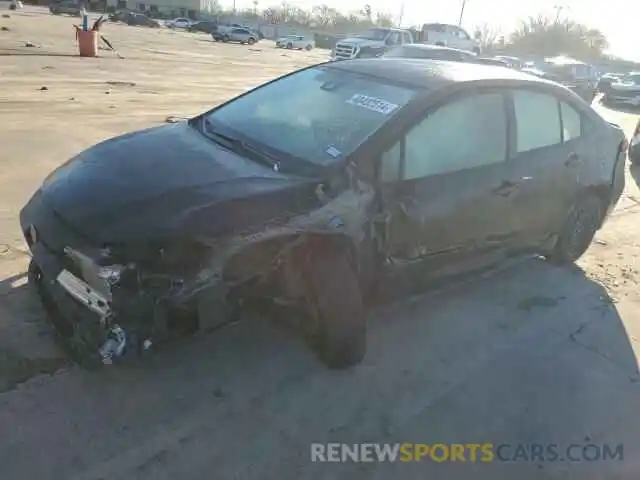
[201,1,394,29]
[203,1,635,65]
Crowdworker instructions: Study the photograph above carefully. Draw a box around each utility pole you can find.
[458,0,467,26]
[398,2,404,27]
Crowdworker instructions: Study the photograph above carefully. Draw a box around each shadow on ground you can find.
[0,255,637,479]
[0,270,69,393]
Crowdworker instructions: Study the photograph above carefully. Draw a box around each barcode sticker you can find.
[346,94,399,115]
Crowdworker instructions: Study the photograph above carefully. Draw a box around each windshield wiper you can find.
[202,118,281,170]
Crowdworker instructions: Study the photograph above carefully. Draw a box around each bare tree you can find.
[375,11,393,27]
[312,4,336,28]
[508,14,608,59]
[472,22,500,52]
[361,4,372,22]
[201,0,222,16]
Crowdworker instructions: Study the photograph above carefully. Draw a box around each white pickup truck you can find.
[331,27,414,61]
[419,23,481,54]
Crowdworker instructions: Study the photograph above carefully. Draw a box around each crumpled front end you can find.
[22,174,377,367]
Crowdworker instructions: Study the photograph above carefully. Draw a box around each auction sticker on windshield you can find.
[346,94,399,115]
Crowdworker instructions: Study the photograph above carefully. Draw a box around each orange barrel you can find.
[77,29,98,57]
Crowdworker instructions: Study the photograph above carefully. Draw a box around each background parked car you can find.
[165,17,192,29]
[602,72,640,108]
[418,23,481,54]
[275,35,315,50]
[493,55,523,69]
[188,21,217,34]
[383,44,477,62]
[472,57,510,67]
[597,73,625,94]
[49,1,83,16]
[212,27,258,45]
[124,12,161,28]
[216,23,262,39]
[541,56,599,102]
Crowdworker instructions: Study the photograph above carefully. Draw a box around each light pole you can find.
[458,0,467,26]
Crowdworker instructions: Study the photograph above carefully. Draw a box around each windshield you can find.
[355,28,389,41]
[203,66,416,166]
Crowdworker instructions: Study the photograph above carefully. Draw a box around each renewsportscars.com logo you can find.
[310,443,624,463]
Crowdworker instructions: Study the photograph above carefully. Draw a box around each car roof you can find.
[326,58,549,89]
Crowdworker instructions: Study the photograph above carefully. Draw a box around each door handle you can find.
[565,152,581,166]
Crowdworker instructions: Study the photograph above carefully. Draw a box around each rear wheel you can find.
[546,194,603,265]
[286,42,293,49]
[302,247,366,369]
[248,37,255,45]
[222,35,229,42]
[305,44,312,51]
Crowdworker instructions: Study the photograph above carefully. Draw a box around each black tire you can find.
[302,247,366,369]
[248,37,255,45]
[222,35,229,42]
[546,194,603,265]
[286,42,293,49]
[305,44,312,51]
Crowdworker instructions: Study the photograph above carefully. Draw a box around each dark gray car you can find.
[49,1,83,16]
[20,59,627,370]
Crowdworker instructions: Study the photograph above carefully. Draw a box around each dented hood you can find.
[39,122,322,242]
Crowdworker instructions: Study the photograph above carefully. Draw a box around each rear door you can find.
[501,88,584,248]
[378,89,518,270]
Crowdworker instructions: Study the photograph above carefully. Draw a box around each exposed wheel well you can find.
[222,233,358,290]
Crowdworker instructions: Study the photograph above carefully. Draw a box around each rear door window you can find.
[560,102,582,141]
[380,92,507,181]
[512,90,562,153]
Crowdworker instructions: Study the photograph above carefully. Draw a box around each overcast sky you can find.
[223,0,640,61]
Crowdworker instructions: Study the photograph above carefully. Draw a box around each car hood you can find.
[39,122,322,243]
[337,37,385,48]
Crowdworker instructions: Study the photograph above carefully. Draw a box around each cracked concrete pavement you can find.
[2,6,640,479]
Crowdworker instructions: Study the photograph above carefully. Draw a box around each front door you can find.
[378,90,517,274]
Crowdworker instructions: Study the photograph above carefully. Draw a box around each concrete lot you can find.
[2,6,640,479]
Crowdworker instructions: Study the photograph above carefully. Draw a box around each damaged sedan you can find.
[21,58,627,370]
